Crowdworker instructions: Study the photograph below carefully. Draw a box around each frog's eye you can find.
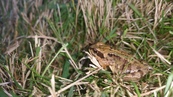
[92,49,104,58]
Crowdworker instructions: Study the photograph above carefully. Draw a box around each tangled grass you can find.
[0,0,173,96]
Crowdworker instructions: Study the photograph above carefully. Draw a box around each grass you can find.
[0,0,173,96]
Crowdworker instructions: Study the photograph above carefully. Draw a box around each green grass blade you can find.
[0,87,8,97]
[132,82,141,97]
[62,60,70,78]
[67,86,74,97]
[42,43,68,77]
[128,3,142,18]
[46,18,63,43]
[164,72,173,96]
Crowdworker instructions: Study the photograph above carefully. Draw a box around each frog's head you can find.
[89,42,110,58]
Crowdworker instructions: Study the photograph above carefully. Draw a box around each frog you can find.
[88,42,152,81]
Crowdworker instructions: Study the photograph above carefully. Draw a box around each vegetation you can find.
[0,0,173,96]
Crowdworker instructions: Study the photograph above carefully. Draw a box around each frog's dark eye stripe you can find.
[92,49,104,58]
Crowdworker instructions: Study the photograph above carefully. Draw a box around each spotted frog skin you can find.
[89,42,152,81]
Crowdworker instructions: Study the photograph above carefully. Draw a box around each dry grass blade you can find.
[48,74,56,97]
[83,51,103,69]
[64,47,79,69]
[80,0,114,42]
[153,0,173,29]
[0,82,13,86]
[4,40,20,55]
[133,85,166,97]
[152,47,171,65]
[55,68,101,96]
[34,35,42,74]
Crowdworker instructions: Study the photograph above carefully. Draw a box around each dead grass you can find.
[0,0,173,96]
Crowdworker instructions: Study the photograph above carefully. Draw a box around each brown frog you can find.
[89,42,152,81]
